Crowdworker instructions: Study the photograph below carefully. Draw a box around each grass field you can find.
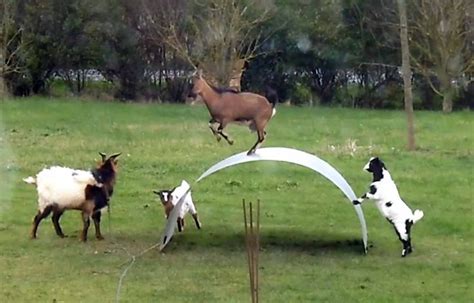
[0,97,472,302]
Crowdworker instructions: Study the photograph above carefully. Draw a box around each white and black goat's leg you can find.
[392,219,413,257]
[30,205,53,239]
[80,211,91,242]
[209,119,221,142]
[51,204,66,238]
[353,185,378,205]
[92,211,104,240]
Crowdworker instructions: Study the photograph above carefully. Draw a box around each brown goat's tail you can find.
[265,86,278,108]
[23,176,37,185]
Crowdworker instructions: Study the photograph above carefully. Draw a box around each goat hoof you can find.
[228,140,234,145]
[96,235,104,240]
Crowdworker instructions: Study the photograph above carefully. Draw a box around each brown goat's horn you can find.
[99,152,107,162]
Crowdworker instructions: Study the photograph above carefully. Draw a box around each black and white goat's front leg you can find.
[352,185,378,205]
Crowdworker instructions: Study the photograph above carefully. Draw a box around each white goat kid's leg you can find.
[187,203,201,229]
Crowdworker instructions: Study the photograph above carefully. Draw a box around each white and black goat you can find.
[353,157,424,257]
[153,180,201,232]
[24,152,120,241]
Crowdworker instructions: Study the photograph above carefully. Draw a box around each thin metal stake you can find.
[243,199,260,303]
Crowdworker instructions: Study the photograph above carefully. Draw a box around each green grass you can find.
[0,97,473,302]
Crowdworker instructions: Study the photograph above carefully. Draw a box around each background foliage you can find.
[0,0,472,110]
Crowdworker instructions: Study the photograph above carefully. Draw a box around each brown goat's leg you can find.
[92,211,104,240]
[80,211,91,242]
[30,205,53,239]
[51,207,66,238]
[218,124,234,145]
[247,129,265,155]
[209,120,221,142]
[192,213,202,229]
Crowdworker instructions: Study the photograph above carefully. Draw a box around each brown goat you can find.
[25,153,121,241]
[188,70,277,155]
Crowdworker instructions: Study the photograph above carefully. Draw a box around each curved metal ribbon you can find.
[160,147,368,253]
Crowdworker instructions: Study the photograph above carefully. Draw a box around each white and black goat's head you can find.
[364,157,387,181]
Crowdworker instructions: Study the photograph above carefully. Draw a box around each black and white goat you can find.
[24,152,120,241]
[353,157,424,257]
[154,180,201,232]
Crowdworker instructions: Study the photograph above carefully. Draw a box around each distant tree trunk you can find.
[441,81,454,113]
[0,76,7,99]
[228,59,246,91]
[397,0,416,151]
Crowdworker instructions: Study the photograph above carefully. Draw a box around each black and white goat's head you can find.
[364,157,387,181]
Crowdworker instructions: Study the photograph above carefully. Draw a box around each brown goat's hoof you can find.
[228,140,234,145]
[30,235,37,240]
[96,235,104,240]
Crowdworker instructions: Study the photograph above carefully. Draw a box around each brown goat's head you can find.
[188,69,204,99]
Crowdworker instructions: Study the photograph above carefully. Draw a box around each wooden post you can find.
[243,199,260,303]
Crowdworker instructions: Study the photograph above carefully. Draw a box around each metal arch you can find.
[160,147,368,253]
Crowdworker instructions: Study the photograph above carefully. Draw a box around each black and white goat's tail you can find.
[412,209,424,224]
[23,176,37,185]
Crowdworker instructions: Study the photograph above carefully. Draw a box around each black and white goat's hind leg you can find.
[393,219,413,257]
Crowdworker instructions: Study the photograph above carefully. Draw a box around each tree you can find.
[397,0,416,150]
[142,0,274,87]
[0,0,24,97]
[408,0,473,113]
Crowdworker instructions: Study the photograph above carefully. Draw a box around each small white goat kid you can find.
[353,157,424,257]
[154,180,202,232]
[24,153,120,241]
